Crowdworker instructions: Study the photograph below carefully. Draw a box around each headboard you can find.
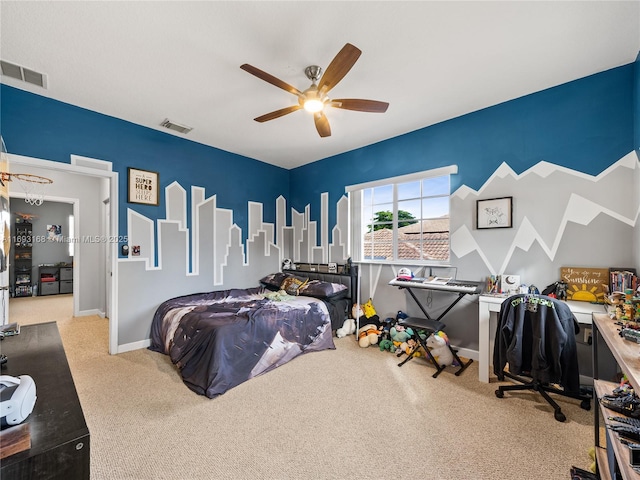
[287,260,359,309]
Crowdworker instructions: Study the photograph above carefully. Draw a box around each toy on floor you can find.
[396,337,423,357]
[336,318,356,338]
[352,299,380,326]
[379,338,394,352]
[390,324,413,353]
[358,324,381,348]
[377,317,396,349]
[361,298,377,319]
[352,303,364,320]
[425,331,456,367]
[353,298,382,347]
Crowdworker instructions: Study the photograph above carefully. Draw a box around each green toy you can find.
[379,338,395,352]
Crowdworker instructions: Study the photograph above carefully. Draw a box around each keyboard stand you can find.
[391,281,480,378]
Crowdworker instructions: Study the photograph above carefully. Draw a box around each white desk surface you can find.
[477,294,608,383]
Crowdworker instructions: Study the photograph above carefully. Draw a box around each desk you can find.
[592,313,640,480]
[0,322,90,479]
[477,295,607,383]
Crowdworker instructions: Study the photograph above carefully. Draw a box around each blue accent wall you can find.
[290,64,634,231]
[0,85,290,249]
[635,52,640,152]
[1,63,635,251]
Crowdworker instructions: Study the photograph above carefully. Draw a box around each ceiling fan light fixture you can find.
[241,44,387,137]
[303,98,324,113]
[301,87,325,113]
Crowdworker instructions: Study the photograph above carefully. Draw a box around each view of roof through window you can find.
[362,175,450,262]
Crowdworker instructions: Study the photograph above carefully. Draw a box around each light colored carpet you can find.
[10,295,595,479]
[9,293,74,324]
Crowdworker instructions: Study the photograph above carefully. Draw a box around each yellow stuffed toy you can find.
[362,298,377,319]
[354,298,381,348]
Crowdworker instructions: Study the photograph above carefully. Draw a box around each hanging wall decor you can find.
[476,196,513,229]
[128,167,159,206]
[47,224,62,242]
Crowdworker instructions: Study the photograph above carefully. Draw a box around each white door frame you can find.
[7,153,119,354]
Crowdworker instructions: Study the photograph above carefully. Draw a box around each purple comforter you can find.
[149,287,335,398]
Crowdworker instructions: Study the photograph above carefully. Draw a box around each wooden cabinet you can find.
[0,322,90,479]
[593,313,640,479]
[12,221,32,297]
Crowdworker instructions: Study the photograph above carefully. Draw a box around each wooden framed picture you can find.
[128,167,159,206]
[476,196,513,229]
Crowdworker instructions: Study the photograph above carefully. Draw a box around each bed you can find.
[148,262,358,398]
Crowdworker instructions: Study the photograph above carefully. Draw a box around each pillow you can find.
[280,276,308,296]
[298,280,349,300]
[260,272,292,291]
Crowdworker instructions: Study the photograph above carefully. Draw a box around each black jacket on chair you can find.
[493,294,581,393]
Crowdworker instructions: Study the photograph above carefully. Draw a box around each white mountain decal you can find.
[451,151,639,275]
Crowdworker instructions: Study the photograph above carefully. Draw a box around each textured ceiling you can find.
[1,1,639,169]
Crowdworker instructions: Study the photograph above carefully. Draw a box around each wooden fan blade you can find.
[314,112,331,137]
[317,43,361,93]
[254,105,302,122]
[240,64,302,96]
[330,99,389,113]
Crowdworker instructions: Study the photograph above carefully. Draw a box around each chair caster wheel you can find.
[554,410,566,422]
[580,399,591,410]
[495,390,504,398]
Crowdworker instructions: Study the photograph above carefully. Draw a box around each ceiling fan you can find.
[240,43,389,138]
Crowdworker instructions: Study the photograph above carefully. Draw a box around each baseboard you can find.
[117,338,151,354]
[454,346,479,361]
[76,308,103,317]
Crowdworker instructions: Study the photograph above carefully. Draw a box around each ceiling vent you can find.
[160,119,193,134]
[0,60,47,88]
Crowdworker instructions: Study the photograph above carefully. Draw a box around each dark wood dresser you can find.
[0,321,90,479]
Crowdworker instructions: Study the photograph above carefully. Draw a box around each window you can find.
[347,165,457,264]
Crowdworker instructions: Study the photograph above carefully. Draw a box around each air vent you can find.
[0,60,47,88]
[160,119,193,134]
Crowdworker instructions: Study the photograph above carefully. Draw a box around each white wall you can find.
[8,157,108,316]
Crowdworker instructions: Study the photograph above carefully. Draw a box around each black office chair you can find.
[493,294,591,422]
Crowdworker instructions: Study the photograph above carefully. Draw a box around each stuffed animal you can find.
[425,331,455,367]
[396,337,423,357]
[352,303,364,320]
[379,338,395,352]
[378,317,395,344]
[358,324,381,348]
[362,298,377,319]
[390,325,413,353]
[336,318,356,338]
[352,299,381,339]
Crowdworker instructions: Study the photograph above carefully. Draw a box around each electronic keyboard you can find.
[388,278,483,294]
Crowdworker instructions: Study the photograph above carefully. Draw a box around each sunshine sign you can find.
[560,267,608,304]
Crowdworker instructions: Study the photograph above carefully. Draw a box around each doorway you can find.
[9,198,75,319]
[6,153,118,353]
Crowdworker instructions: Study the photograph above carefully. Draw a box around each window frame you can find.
[346,165,457,265]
